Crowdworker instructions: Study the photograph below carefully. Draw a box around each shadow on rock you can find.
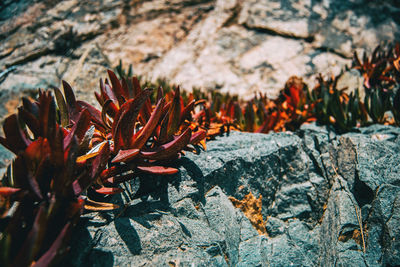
[113,193,142,255]
[85,249,114,267]
[177,157,205,203]
[114,216,142,255]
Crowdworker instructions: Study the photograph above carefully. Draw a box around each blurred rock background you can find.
[0,0,399,119]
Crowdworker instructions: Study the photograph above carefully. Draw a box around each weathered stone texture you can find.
[59,124,400,266]
[1,0,399,120]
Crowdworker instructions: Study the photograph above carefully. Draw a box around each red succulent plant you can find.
[0,90,113,267]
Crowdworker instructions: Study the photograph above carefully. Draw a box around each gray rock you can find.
[366,184,400,266]
[61,124,400,266]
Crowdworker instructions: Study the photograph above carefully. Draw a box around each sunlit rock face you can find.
[0,0,399,114]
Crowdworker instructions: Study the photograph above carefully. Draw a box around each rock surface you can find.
[1,0,399,120]
[61,124,400,267]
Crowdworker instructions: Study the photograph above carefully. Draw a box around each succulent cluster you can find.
[140,44,400,134]
[308,74,367,133]
[353,44,400,125]
[0,70,207,266]
[192,44,400,134]
[92,70,207,193]
[0,91,112,266]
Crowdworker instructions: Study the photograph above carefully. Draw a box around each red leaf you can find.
[286,85,301,109]
[167,87,181,136]
[22,97,39,117]
[38,91,57,140]
[141,128,192,161]
[110,100,127,139]
[190,130,206,145]
[91,141,110,179]
[226,100,235,118]
[55,137,80,196]
[158,111,169,143]
[13,204,46,267]
[76,100,105,129]
[0,114,31,154]
[143,97,153,121]
[63,109,91,149]
[132,76,141,97]
[180,99,195,125]
[156,86,163,102]
[95,186,123,195]
[256,112,279,133]
[95,91,103,106]
[51,127,64,168]
[33,223,71,267]
[130,98,165,149]
[25,138,51,162]
[162,101,171,116]
[121,77,134,99]
[33,156,54,198]
[136,165,179,175]
[18,107,40,137]
[233,102,242,121]
[101,99,118,128]
[244,101,255,132]
[112,89,152,151]
[100,166,118,180]
[108,70,128,105]
[62,80,77,111]
[100,79,117,103]
[111,148,139,163]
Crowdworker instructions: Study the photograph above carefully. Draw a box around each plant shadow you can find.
[66,157,207,264]
[61,217,114,267]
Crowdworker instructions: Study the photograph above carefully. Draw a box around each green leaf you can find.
[53,87,70,127]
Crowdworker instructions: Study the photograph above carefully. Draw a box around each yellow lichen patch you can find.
[352,229,362,245]
[338,233,351,242]
[229,192,266,234]
[338,229,366,247]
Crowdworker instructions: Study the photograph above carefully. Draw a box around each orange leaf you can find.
[76,151,100,164]
[84,198,119,211]
[0,187,20,197]
[199,139,207,151]
[112,148,140,163]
